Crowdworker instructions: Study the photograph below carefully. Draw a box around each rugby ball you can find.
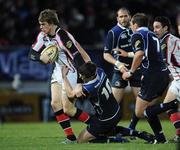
[40,45,58,64]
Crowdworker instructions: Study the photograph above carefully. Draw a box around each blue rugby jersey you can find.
[82,68,120,121]
[104,23,133,70]
[131,27,167,74]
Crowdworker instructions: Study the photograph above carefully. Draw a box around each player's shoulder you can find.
[34,31,46,41]
[131,32,143,40]
[96,67,106,78]
[169,34,180,41]
[56,28,75,41]
[38,31,45,37]
[111,24,125,33]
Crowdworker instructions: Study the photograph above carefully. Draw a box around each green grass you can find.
[0,120,178,150]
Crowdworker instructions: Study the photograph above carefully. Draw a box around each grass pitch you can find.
[0,120,178,150]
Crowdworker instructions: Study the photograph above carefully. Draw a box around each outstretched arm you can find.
[76,41,91,63]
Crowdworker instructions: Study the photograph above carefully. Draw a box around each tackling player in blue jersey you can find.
[62,62,155,143]
[122,13,170,143]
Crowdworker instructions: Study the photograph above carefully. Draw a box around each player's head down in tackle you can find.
[78,61,97,82]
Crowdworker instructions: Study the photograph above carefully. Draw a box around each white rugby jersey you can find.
[32,28,79,71]
[162,34,180,80]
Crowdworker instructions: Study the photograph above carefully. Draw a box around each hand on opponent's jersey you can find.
[73,84,86,98]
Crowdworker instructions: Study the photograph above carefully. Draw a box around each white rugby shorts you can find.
[168,80,180,102]
[51,62,77,88]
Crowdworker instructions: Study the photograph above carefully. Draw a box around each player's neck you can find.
[49,25,58,36]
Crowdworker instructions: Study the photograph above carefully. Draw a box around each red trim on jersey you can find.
[165,35,170,64]
[32,32,44,51]
[57,33,74,60]
[171,39,180,66]
[64,29,81,53]
[67,57,76,72]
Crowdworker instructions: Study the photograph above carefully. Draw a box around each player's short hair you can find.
[117,7,131,16]
[154,16,171,32]
[38,9,59,25]
[78,62,97,79]
[131,13,148,27]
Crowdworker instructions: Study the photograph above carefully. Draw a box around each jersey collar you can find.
[117,23,126,30]
[160,32,170,42]
[137,27,149,31]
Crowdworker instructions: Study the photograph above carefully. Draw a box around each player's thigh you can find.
[77,128,95,143]
[164,89,177,103]
[112,87,125,103]
[164,80,180,103]
[135,96,150,118]
[131,86,140,98]
[51,82,63,110]
[61,93,76,116]
[111,72,128,89]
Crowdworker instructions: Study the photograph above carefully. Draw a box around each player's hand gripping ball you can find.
[40,45,58,64]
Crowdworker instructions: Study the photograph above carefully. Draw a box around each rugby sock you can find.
[55,109,76,141]
[145,99,178,117]
[128,112,139,130]
[73,108,90,124]
[168,109,180,136]
[144,113,166,142]
[115,126,141,136]
[89,136,108,143]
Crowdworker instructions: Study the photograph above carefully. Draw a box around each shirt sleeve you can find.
[31,32,44,52]
[58,29,85,68]
[104,30,114,53]
[131,33,144,53]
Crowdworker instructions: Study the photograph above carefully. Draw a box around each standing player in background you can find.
[28,9,91,143]
[103,8,141,130]
[122,13,170,143]
[144,16,180,143]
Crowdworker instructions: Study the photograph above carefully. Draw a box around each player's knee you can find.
[77,138,83,143]
[144,107,151,118]
[135,109,144,118]
[51,99,59,110]
[63,106,75,117]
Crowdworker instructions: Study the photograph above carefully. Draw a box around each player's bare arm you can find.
[122,50,143,80]
[104,52,128,73]
[75,42,91,63]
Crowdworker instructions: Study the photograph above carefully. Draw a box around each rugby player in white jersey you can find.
[28,9,91,143]
[145,16,180,143]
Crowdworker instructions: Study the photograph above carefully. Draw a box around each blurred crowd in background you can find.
[0,0,180,47]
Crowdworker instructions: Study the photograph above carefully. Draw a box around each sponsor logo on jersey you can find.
[135,40,141,49]
[161,44,167,51]
[121,33,127,39]
[66,41,72,48]
[115,81,120,87]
